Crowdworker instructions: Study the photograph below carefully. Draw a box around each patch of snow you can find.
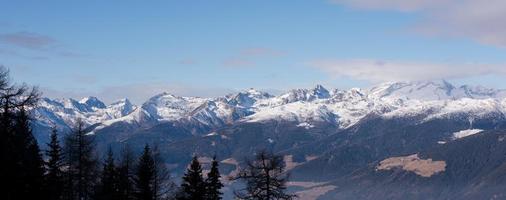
[305,155,319,161]
[287,181,328,188]
[297,122,315,129]
[206,132,218,137]
[452,129,483,139]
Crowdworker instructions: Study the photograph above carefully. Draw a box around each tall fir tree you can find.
[118,145,136,200]
[97,147,120,200]
[44,127,65,200]
[0,67,40,200]
[13,108,45,200]
[178,156,206,200]
[205,156,223,200]
[135,145,156,200]
[64,120,98,200]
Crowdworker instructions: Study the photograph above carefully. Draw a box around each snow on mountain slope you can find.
[79,96,107,109]
[107,98,136,118]
[33,81,506,135]
[34,97,137,129]
[227,88,273,108]
[141,93,208,121]
[369,80,506,101]
[452,129,483,139]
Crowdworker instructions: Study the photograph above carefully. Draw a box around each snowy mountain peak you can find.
[110,98,132,106]
[312,84,330,99]
[369,80,465,101]
[79,96,106,109]
[277,85,332,104]
[242,88,273,99]
[227,88,272,107]
[107,98,136,117]
[33,80,506,138]
[141,92,207,121]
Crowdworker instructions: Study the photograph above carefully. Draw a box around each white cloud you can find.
[310,59,506,82]
[332,0,506,47]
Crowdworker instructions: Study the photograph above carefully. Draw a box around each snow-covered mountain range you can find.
[30,80,506,199]
[32,80,506,138]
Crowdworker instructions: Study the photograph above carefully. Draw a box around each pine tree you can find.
[0,67,40,200]
[205,156,223,200]
[13,108,45,200]
[178,156,206,200]
[44,127,65,200]
[233,150,296,200]
[135,145,156,200]
[64,120,98,200]
[118,145,136,200]
[97,147,120,200]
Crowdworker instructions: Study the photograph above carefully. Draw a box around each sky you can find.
[2,0,506,104]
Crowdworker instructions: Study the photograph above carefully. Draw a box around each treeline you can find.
[0,67,296,200]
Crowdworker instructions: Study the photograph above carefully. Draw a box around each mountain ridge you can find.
[29,80,506,200]
[33,80,506,140]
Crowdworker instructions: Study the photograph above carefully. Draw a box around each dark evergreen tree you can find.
[0,67,41,200]
[96,147,120,200]
[13,108,45,200]
[44,127,65,200]
[135,145,156,200]
[178,156,206,200]
[64,120,98,200]
[205,156,223,200]
[233,150,296,200]
[118,145,136,200]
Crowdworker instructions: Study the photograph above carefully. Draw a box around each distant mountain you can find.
[30,80,506,199]
[33,80,506,138]
[32,96,136,144]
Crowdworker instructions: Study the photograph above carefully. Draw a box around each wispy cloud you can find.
[310,59,506,82]
[331,0,506,47]
[0,48,49,60]
[0,32,57,50]
[0,31,84,59]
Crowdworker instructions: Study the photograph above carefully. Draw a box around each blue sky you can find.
[2,0,506,103]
